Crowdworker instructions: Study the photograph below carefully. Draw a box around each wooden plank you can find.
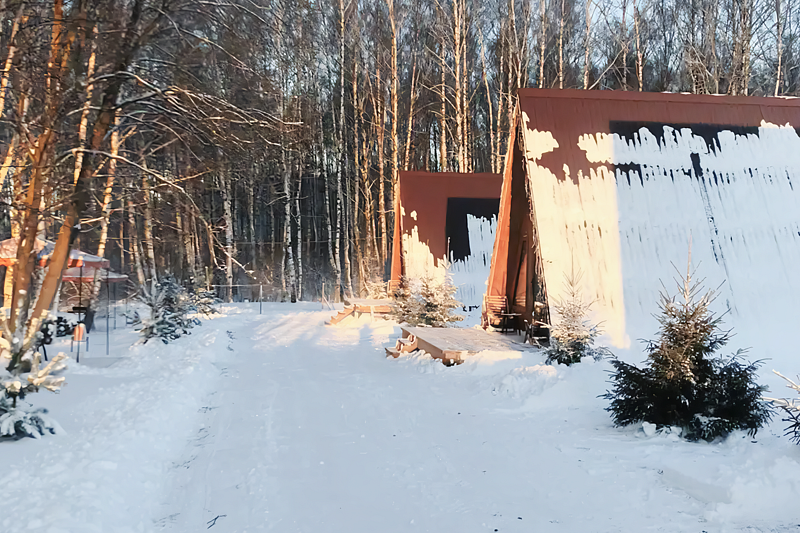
[401,326,519,353]
[354,304,392,314]
[349,298,392,306]
[401,328,448,361]
[330,302,391,326]
[398,326,523,364]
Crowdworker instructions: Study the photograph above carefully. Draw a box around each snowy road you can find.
[2,304,799,532]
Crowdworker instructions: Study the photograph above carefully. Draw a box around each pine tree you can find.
[0,351,67,439]
[545,271,610,365]
[603,258,772,441]
[189,288,220,317]
[764,371,800,444]
[391,276,464,327]
[138,277,204,344]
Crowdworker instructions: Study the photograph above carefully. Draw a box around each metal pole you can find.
[78,263,83,316]
[106,272,110,355]
[259,284,262,315]
[113,282,117,330]
[77,263,82,362]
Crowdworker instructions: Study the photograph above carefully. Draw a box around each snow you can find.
[1,303,798,532]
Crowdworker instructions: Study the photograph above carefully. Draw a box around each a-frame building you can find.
[486,88,800,352]
[390,171,502,309]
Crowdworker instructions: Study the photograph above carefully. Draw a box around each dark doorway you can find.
[445,197,500,262]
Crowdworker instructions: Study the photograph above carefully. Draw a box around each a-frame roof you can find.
[488,88,800,356]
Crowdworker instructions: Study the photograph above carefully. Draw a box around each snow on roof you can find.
[490,88,800,359]
[0,237,110,268]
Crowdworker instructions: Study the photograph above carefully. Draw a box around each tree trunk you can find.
[294,163,303,300]
[634,0,643,91]
[28,0,149,352]
[539,0,546,88]
[83,110,121,330]
[621,0,628,90]
[479,30,497,173]
[559,0,565,88]
[319,112,339,301]
[453,0,465,172]
[128,195,146,290]
[219,167,235,302]
[403,57,417,172]
[352,58,365,290]
[776,0,783,95]
[248,175,256,265]
[584,0,591,89]
[175,209,186,280]
[0,2,23,120]
[742,0,752,95]
[375,67,388,269]
[72,26,98,186]
[182,204,198,284]
[337,0,347,299]
[387,0,400,274]
[439,41,448,172]
[9,0,70,335]
[282,146,296,302]
[142,174,158,295]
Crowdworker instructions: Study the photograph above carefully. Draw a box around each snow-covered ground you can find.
[1,303,799,532]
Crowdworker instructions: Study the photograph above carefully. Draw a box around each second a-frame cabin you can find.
[485,88,800,353]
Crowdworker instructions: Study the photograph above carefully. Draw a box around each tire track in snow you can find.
[156,310,320,531]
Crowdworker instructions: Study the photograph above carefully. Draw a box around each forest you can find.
[0,0,793,306]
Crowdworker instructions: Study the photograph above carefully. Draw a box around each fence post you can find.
[259,284,263,315]
[106,275,110,355]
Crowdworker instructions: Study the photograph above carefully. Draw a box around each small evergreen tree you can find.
[189,288,220,317]
[361,279,389,299]
[603,258,772,441]
[138,277,202,344]
[0,350,67,439]
[545,271,610,365]
[391,276,464,327]
[764,371,800,444]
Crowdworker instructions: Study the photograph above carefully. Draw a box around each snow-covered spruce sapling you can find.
[764,371,800,444]
[189,288,220,317]
[361,279,389,299]
[602,258,772,441]
[138,277,202,344]
[545,270,610,365]
[391,276,464,327]
[0,335,67,439]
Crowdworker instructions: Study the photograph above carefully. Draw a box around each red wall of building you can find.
[390,172,502,284]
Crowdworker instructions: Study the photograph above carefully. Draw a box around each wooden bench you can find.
[484,295,508,318]
[483,295,521,333]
